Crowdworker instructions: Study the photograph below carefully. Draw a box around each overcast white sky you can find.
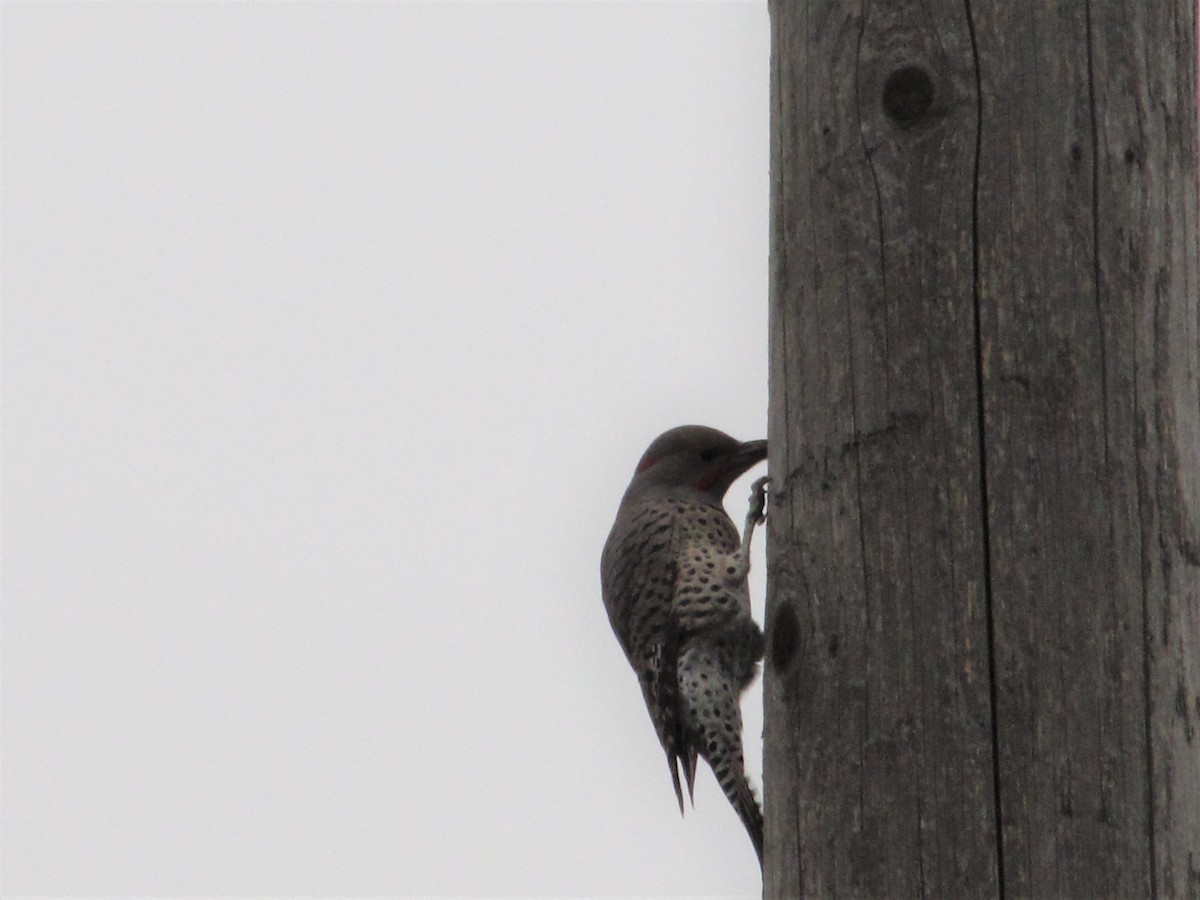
[2,2,770,896]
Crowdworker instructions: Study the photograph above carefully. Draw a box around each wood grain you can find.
[765,1,1199,896]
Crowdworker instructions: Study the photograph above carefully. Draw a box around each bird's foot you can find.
[724,478,769,588]
[741,476,770,551]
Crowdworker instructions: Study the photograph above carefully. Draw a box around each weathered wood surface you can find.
[763,0,1199,897]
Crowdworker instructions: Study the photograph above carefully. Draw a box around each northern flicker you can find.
[601,425,768,865]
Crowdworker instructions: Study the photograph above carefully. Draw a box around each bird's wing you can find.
[601,502,694,812]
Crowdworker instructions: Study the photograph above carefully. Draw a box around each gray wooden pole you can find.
[763,2,1200,897]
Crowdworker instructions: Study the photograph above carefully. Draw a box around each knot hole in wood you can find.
[882,64,934,127]
[769,598,799,671]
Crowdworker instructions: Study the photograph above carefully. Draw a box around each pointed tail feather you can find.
[667,752,686,815]
[666,743,698,814]
[683,747,698,805]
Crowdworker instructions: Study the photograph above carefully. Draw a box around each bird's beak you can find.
[727,439,768,476]
[694,438,768,495]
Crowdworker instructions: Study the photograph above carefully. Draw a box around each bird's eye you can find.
[699,448,719,462]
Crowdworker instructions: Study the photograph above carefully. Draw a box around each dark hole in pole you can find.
[770,599,799,670]
[882,65,934,127]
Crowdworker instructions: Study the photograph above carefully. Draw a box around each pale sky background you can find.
[2,2,771,896]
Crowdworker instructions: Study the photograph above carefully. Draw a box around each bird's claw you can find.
[739,476,770,561]
[747,476,770,525]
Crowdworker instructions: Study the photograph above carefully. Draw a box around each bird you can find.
[601,424,769,865]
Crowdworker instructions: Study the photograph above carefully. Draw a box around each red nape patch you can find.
[636,452,661,473]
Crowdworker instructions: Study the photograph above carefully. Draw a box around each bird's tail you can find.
[678,641,764,866]
[665,744,699,815]
[722,761,764,866]
[705,725,763,866]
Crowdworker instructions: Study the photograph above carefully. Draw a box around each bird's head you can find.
[624,425,767,503]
